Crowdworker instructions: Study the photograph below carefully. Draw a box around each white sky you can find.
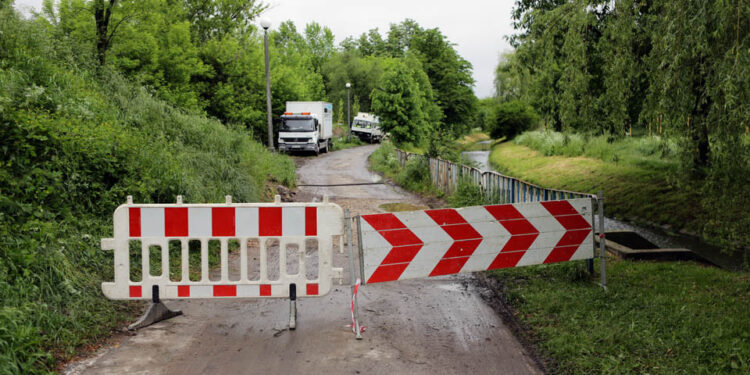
[14,0,516,98]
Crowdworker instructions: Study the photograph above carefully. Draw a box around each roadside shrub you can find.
[489,100,539,139]
[449,178,486,207]
[397,157,433,193]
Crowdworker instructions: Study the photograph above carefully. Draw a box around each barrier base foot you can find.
[289,299,297,330]
[128,302,182,330]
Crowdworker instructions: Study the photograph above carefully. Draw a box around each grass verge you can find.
[491,259,749,374]
[489,142,699,233]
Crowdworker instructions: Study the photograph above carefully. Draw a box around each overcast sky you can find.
[14,0,516,98]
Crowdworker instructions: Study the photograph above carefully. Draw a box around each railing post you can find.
[597,191,607,291]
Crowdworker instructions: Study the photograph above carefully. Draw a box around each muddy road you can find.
[66,145,541,375]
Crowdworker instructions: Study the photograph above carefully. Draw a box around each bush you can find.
[489,100,539,139]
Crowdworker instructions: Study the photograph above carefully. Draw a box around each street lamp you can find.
[261,19,273,150]
[346,82,351,142]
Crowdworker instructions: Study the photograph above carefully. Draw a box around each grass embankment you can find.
[370,140,750,374]
[1,10,295,373]
[492,260,749,374]
[490,133,698,233]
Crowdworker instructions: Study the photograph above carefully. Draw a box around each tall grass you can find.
[514,130,679,171]
[0,8,295,373]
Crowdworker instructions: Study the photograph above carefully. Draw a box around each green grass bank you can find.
[489,135,698,235]
[491,260,749,374]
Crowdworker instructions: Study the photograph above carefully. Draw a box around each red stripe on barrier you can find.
[129,208,141,237]
[500,234,539,252]
[306,283,318,295]
[430,256,470,276]
[178,285,190,297]
[305,207,317,236]
[260,284,271,296]
[368,263,409,283]
[165,207,188,237]
[441,223,482,240]
[497,219,538,235]
[488,251,525,270]
[213,285,237,297]
[484,204,525,220]
[362,213,406,231]
[381,244,423,265]
[540,200,579,216]
[129,285,142,298]
[442,239,482,258]
[425,209,467,225]
[379,229,423,247]
[212,207,235,236]
[542,201,591,263]
[554,214,591,230]
[259,207,282,236]
[486,205,539,269]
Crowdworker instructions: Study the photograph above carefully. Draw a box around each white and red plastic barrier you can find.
[101,196,344,300]
[357,199,594,283]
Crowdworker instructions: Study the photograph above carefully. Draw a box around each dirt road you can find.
[65,145,541,375]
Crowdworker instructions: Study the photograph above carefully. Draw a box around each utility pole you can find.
[346,82,351,142]
[261,19,274,151]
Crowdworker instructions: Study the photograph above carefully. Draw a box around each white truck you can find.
[351,112,383,143]
[278,101,333,154]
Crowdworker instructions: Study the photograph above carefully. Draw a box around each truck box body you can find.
[278,101,333,154]
[351,112,382,143]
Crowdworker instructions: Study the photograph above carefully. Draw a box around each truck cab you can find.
[278,102,333,155]
[279,113,324,154]
[351,112,382,143]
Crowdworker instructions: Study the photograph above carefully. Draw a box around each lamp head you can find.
[260,19,271,30]
[346,82,351,88]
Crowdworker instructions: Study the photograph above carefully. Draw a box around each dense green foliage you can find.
[488,100,539,139]
[498,0,750,250]
[492,259,749,374]
[45,0,326,141]
[0,3,295,373]
[334,20,476,141]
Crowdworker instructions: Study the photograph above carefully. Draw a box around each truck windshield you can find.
[353,120,373,129]
[281,119,316,132]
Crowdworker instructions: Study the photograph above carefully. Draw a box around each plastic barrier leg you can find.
[289,283,297,330]
[128,285,182,330]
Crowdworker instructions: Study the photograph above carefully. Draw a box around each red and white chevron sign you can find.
[358,199,594,283]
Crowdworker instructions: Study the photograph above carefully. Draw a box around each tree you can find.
[489,100,539,139]
[184,0,267,42]
[409,27,477,136]
[370,60,428,144]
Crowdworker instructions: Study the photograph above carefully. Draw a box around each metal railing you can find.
[394,149,595,203]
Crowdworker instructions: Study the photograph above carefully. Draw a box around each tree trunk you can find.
[94,0,116,65]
